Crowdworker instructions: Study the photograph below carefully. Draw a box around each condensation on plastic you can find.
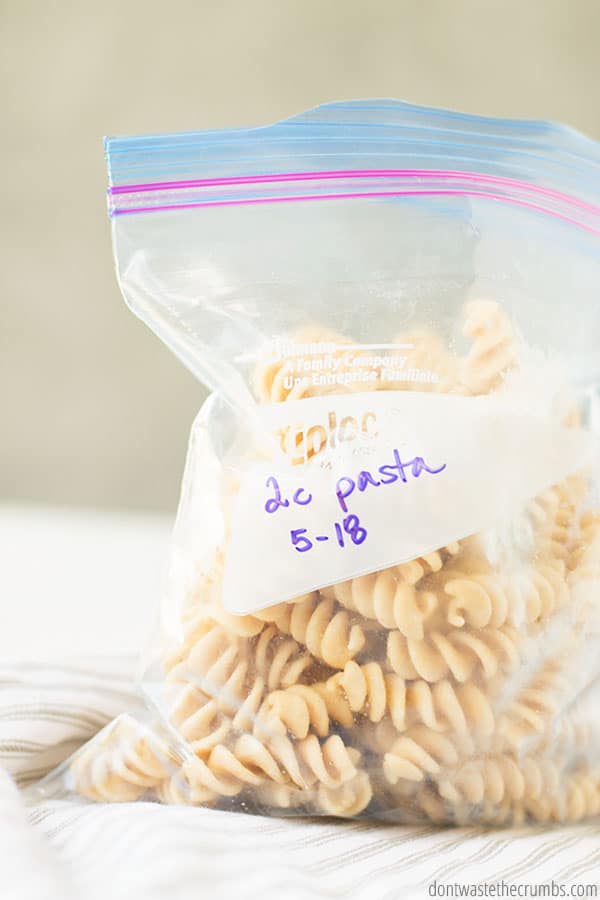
[34,101,600,825]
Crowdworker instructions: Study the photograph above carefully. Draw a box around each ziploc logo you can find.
[275,408,378,465]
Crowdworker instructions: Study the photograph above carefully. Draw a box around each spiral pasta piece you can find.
[438,754,531,808]
[252,624,316,689]
[439,560,568,630]
[175,750,253,801]
[254,684,342,738]
[156,732,309,804]
[530,474,586,563]
[170,636,248,717]
[170,662,314,755]
[330,661,494,736]
[253,780,314,811]
[254,594,367,668]
[69,716,177,803]
[429,756,600,825]
[383,726,461,783]
[256,661,495,743]
[395,542,461,584]
[324,570,439,639]
[460,299,517,394]
[441,569,511,629]
[324,544,462,637]
[387,623,520,682]
[252,749,372,817]
[560,770,600,822]
[168,689,232,757]
[154,770,203,806]
[297,734,360,788]
[237,731,359,790]
[167,622,319,741]
[327,661,404,728]
[495,655,571,750]
[162,608,235,674]
[203,603,265,638]
[569,510,600,580]
[317,768,373,817]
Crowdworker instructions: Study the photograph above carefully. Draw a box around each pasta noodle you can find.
[254,683,349,739]
[316,767,373,818]
[252,750,373,817]
[439,560,568,630]
[252,624,317,689]
[69,716,178,803]
[253,593,368,669]
[394,542,462,584]
[383,725,462,783]
[495,653,573,751]
[418,756,600,826]
[168,690,233,756]
[322,570,440,639]
[255,662,496,743]
[386,623,521,682]
[460,299,517,394]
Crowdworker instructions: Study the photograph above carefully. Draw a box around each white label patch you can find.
[222,392,594,614]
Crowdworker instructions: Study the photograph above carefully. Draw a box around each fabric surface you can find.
[3,658,599,900]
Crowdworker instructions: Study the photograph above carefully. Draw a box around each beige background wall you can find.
[3,0,600,512]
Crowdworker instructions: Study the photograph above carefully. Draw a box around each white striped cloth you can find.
[3,658,600,900]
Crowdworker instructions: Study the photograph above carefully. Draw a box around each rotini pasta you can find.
[439,560,568,630]
[383,725,462,783]
[253,663,492,741]
[251,750,373,818]
[254,593,368,669]
[316,767,373,817]
[419,755,600,826]
[168,689,233,756]
[322,569,440,638]
[460,299,517,395]
[569,511,600,580]
[252,624,318,689]
[495,654,572,751]
[69,716,178,803]
[170,630,248,717]
[395,542,462,584]
[386,623,521,682]
[254,683,349,739]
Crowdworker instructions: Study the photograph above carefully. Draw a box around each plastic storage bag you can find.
[38,101,600,824]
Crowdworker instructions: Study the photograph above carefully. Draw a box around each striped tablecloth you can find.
[3,658,599,900]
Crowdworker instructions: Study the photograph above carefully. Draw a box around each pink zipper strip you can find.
[109,168,600,218]
[112,186,600,236]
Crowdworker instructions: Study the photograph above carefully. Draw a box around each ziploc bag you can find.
[37,101,600,824]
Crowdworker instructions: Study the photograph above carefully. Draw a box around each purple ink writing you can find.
[335,449,446,513]
[264,476,290,514]
[293,487,313,506]
[265,477,313,514]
